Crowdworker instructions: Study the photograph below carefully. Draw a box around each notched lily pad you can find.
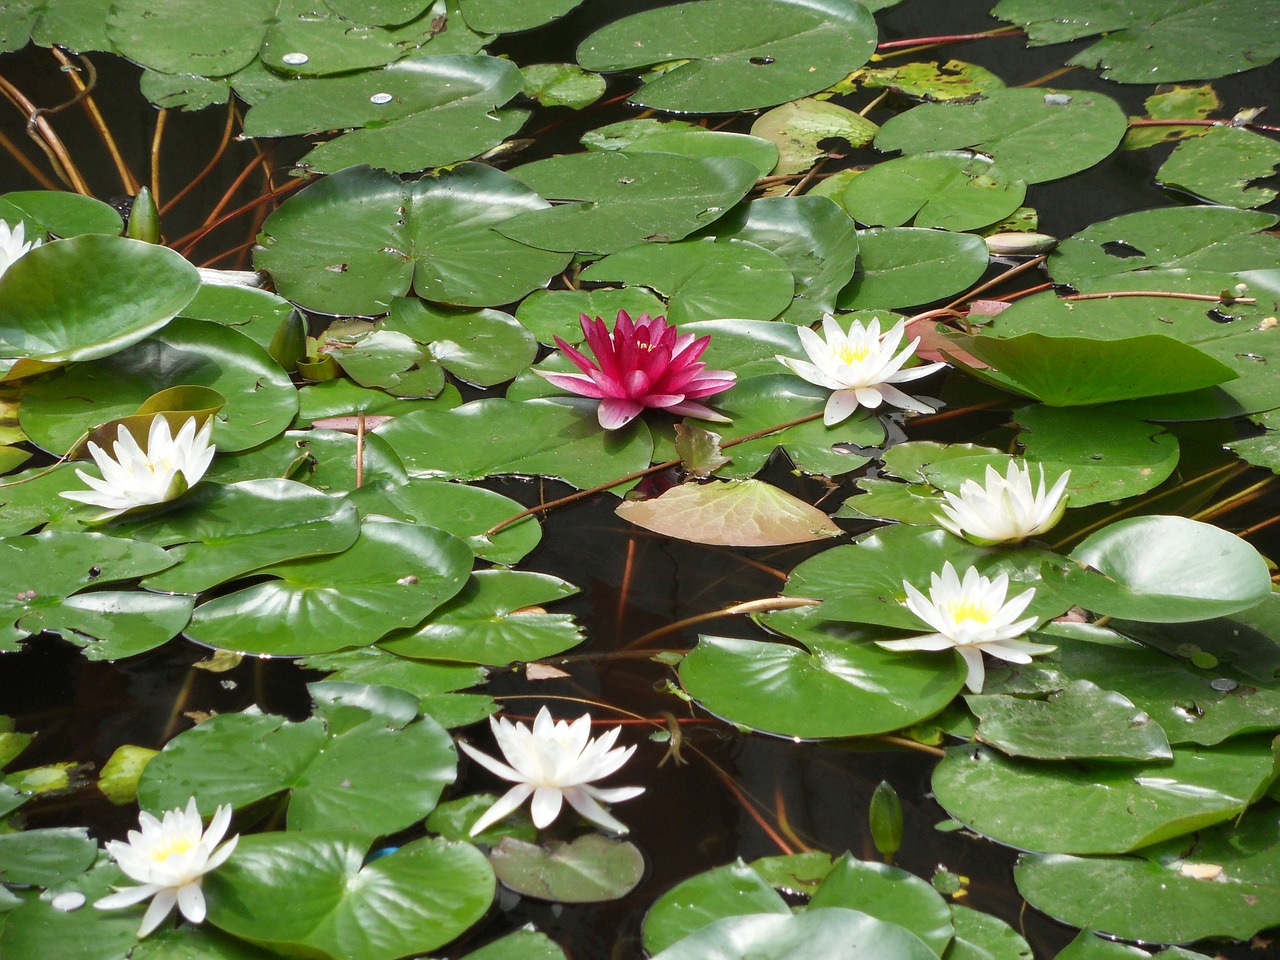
[489,834,644,903]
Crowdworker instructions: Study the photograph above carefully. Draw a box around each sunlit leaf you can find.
[616,479,840,546]
[647,908,936,960]
[837,228,988,310]
[489,834,643,903]
[875,88,1127,184]
[1157,125,1280,208]
[577,0,876,113]
[839,152,1025,232]
[750,98,878,176]
[642,860,789,956]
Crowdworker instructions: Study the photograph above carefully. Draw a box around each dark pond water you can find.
[2,1,1279,958]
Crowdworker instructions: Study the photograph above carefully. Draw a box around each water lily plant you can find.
[0,218,39,278]
[877,562,1054,693]
[61,416,215,518]
[776,314,946,425]
[536,310,736,429]
[460,707,644,835]
[937,461,1072,545]
[95,798,238,937]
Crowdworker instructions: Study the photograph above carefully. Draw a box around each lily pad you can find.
[19,317,297,455]
[750,98,879,176]
[967,680,1172,761]
[808,854,953,956]
[648,908,937,960]
[107,0,271,76]
[457,0,583,33]
[0,190,122,238]
[256,164,571,316]
[576,0,876,113]
[379,569,582,665]
[206,832,493,960]
[932,737,1279,854]
[185,518,472,656]
[515,288,668,347]
[578,238,795,324]
[489,834,644,903]
[0,235,199,374]
[375,398,653,489]
[837,228,989,310]
[993,0,1280,83]
[1158,125,1280,208]
[875,88,1127,185]
[139,685,457,838]
[642,859,790,955]
[679,632,966,739]
[1044,516,1272,623]
[840,152,1026,232]
[1015,807,1280,943]
[521,62,605,110]
[615,479,841,546]
[497,152,758,255]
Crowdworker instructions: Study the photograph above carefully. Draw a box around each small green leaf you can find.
[489,834,644,903]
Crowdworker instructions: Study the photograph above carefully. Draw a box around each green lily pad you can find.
[107,0,271,76]
[615,479,841,546]
[386,297,538,386]
[205,832,493,960]
[0,190,122,238]
[578,238,795,324]
[1044,516,1272,623]
[993,0,1280,83]
[139,684,457,838]
[379,569,582,665]
[375,398,653,489]
[0,864,144,960]
[642,860,790,955]
[116,479,362,594]
[0,827,97,886]
[457,0,583,33]
[0,235,199,374]
[875,88,1127,185]
[455,929,568,960]
[1015,807,1280,944]
[256,164,571,315]
[346,478,540,564]
[19,317,297,455]
[859,59,1005,102]
[1158,125,1280,208]
[521,62,605,110]
[967,680,1172,761]
[577,0,875,113]
[185,518,472,656]
[497,152,758,255]
[945,331,1237,406]
[702,195,860,324]
[593,125,779,178]
[932,737,1279,854]
[0,531,174,652]
[809,855,953,956]
[679,319,805,382]
[489,834,644,903]
[179,282,296,355]
[514,288,668,347]
[648,908,937,960]
[244,56,527,173]
[18,590,195,661]
[1047,206,1280,289]
[771,524,1065,631]
[679,632,966,739]
[840,152,1026,232]
[837,228,989,310]
[948,904,1033,960]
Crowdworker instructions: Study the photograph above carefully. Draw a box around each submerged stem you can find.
[624,596,822,650]
[50,48,139,195]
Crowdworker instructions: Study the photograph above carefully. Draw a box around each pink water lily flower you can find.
[536,311,736,430]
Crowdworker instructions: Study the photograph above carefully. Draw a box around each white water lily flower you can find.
[776,314,947,425]
[460,707,644,836]
[61,416,215,517]
[0,218,39,278]
[877,562,1054,693]
[937,461,1071,545]
[95,798,238,937]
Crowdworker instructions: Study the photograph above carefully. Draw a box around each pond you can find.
[1,1,1279,959]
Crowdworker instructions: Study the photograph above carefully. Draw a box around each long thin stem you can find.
[943,254,1048,312]
[876,26,1023,53]
[1129,117,1280,135]
[176,173,303,256]
[0,126,59,189]
[174,151,268,251]
[161,101,237,215]
[0,72,91,194]
[623,596,822,650]
[483,411,825,536]
[1191,474,1278,523]
[150,107,167,208]
[1066,290,1255,305]
[50,48,139,195]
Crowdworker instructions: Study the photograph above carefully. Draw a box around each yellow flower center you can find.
[151,835,195,862]
[836,342,869,364]
[945,599,992,624]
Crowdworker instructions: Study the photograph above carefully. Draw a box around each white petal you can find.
[823,389,859,425]
[563,788,630,834]
[95,884,161,910]
[469,783,534,836]
[176,881,207,925]
[959,648,987,693]
[137,887,178,937]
